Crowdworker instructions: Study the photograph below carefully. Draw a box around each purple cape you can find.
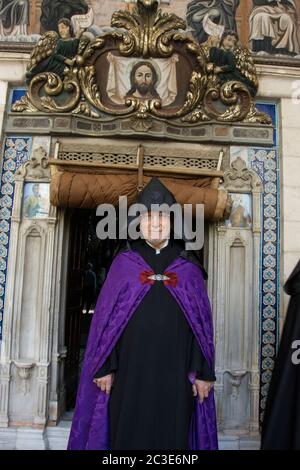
[67,250,218,450]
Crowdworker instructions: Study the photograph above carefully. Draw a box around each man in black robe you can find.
[261,260,300,449]
[93,178,216,450]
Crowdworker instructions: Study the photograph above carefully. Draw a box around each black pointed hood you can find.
[116,177,208,278]
[135,177,177,209]
[126,177,195,245]
[127,177,177,229]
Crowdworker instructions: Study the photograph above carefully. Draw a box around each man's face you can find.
[222,35,236,51]
[58,22,71,39]
[140,211,171,244]
[134,65,154,96]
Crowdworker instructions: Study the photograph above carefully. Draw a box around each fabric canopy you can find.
[50,166,230,222]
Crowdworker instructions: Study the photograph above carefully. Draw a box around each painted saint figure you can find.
[68,177,218,450]
[186,0,240,44]
[23,183,41,218]
[249,0,299,56]
[126,61,161,101]
[23,182,49,219]
[229,195,252,228]
[0,0,29,36]
[40,0,88,33]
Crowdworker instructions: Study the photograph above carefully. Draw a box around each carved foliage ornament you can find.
[224,157,263,192]
[16,147,50,181]
[13,0,271,127]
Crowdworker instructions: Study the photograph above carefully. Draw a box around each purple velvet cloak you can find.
[67,250,218,450]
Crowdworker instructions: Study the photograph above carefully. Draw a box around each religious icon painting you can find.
[22,182,50,219]
[105,53,179,107]
[226,193,252,229]
[89,49,194,114]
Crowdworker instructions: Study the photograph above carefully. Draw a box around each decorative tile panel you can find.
[0,137,32,339]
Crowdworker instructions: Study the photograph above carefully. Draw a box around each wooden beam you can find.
[48,158,224,178]
[137,144,144,192]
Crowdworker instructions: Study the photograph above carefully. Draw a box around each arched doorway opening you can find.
[64,208,120,410]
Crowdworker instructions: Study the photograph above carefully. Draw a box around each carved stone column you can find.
[212,155,263,434]
[0,142,58,429]
[210,224,227,431]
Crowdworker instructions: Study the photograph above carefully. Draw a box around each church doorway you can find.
[64,208,120,410]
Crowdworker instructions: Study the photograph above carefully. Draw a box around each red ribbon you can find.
[163,271,178,288]
[140,270,178,288]
[140,270,155,285]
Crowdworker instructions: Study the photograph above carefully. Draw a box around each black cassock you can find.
[261,260,300,450]
[94,238,216,450]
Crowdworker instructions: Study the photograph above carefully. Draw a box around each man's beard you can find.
[136,83,151,96]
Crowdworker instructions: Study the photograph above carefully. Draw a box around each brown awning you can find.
[50,165,230,222]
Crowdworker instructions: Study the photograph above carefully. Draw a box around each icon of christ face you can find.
[126,61,161,101]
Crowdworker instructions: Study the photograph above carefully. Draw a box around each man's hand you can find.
[76,27,85,39]
[192,379,214,404]
[93,373,114,395]
[64,58,76,67]
[214,66,223,74]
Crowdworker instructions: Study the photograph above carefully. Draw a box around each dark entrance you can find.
[64,208,120,410]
